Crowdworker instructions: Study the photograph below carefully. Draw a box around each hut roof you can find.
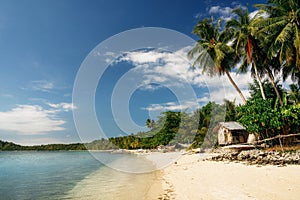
[218,122,246,130]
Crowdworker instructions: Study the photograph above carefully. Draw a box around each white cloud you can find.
[117,46,253,105]
[143,100,199,112]
[47,102,77,111]
[118,46,198,89]
[0,105,66,135]
[208,6,235,21]
[92,51,120,64]
[202,72,252,104]
[27,80,54,92]
[249,10,269,20]
[120,51,169,64]
[249,10,259,19]
[197,96,210,103]
[209,6,232,15]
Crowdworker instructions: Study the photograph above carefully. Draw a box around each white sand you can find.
[160,153,300,200]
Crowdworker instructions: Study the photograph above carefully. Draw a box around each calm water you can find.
[0,151,159,200]
[0,151,101,199]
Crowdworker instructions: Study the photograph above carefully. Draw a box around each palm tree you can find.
[146,119,155,129]
[288,84,300,104]
[226,7,267,100]
[260,53,285,106]
[248,79,283,105]
[224,99,237,121]
[254,0,300,77]
[188,17,247,104]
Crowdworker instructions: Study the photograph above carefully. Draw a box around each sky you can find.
[0,0,269,145]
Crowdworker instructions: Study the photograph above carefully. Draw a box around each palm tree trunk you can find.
[253,62,266,100]
[225,70,247,104]
[266,68,283,106]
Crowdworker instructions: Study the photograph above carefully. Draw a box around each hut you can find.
[215,122,249,146]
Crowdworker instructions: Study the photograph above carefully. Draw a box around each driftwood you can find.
[221,133,300,151]
[256,133,300,151]
[256,133,300,143]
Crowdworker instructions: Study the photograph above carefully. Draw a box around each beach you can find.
[156,152,300,200]
[55,150,300,200]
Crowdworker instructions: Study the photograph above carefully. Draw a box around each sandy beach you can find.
[156,153,300,200]
[64,151,300,200]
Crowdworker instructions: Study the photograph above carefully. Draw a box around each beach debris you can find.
[206,149,300,166]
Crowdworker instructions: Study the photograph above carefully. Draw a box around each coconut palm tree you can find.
[288,83,300,104]
[254,0,300,76]
[225,7,267,100]
[146,119,155,129]
[259,51,285,106]
[188,17,247,104]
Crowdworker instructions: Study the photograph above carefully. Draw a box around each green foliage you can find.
[287,84,300,104]
[0,140,87,151]
[237,99,283,137]
[237,95,300,143]
[108,101,232,150]
[110,111,182,149]
[248,79,283,105]
[85,138,116,150]
[254,0,300,69]
[0,140,23,151]
[189,101,227,149]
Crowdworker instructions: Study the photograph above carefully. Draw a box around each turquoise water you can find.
[0,151,160,200]
[0,151,104,199]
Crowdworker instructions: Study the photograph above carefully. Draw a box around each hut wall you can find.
[218,127,227,145]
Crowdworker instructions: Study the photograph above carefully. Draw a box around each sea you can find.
[0,151,162,200]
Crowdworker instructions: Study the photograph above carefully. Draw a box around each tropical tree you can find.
[146,119,155,129]
[248,79,284,105]
[254,0,300,84]
[287,83,300,104]
[188,17,247,104]
[224,99,237,121]
[237,98,283,141]
[226,7,266,100]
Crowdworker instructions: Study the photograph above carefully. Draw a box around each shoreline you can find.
[158,152,300,200]
[62,149,300,199]
[65,151,165,200]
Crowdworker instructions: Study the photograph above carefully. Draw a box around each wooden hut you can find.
[215,122,248,146]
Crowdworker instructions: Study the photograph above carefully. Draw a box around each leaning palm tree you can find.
[261,54,285,105]
[225,7,267,100]
[254,0,300,77]
[188,17,247,104]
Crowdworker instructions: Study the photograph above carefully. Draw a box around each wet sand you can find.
[65,153,164,200]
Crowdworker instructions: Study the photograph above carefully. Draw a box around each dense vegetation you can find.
[108,83,300,149]
[0,140,87,151]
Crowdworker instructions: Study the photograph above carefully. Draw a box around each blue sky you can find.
[0,0,267,145]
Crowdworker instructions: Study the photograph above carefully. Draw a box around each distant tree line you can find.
[0,140,87,151]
